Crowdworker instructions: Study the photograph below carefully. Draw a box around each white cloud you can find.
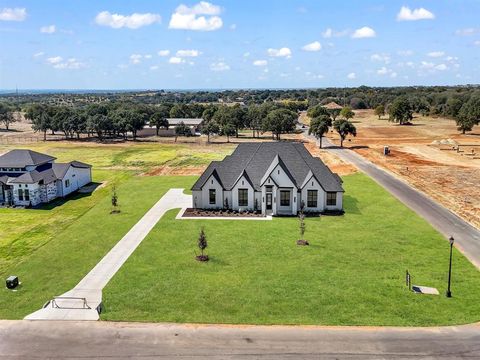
[144,54,152,59]
[322,27,348,38]
[420,61,435,69]
[95,11,161,29]
[150,65,159,71]
[176,49,200,57]
[210,62,230,71]
[475,40,480,46]
[352,26,376,39]
[40,25,56,34]
[397,6,435,21]
[267,47,292,58]
[347,72,356,79]
[169,1,223,31]
[157,50,170,57]
[302,41,322,52]
[390,72,398,78]
[377,66,389,75]
[243,52,250,57]
[53,58,85,70]
[371,53,390,63]
[0,7,27,21]
[253,60,268,66]
[427,51,445,58]
[455,28,479,36]
[46,56,63,65]
[435,64,448,71]
[169,56,185,64]
[130,54,143,64]
[33,52,45,58]
[46,56,85,69]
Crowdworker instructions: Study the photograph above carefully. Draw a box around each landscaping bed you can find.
[182,208,264,218]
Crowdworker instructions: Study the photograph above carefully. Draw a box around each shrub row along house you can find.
[191,142,344,216]
[0,150,92,207]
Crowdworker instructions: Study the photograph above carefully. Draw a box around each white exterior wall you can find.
[301,176,326,212]
[192,190,202,208]
[266,165,298,215]
[325,191,343,211]
[200,174,223,209]
[62,166,91,197]
[11,183,41,206]
[224,190,232,209]
[231,175,254,211]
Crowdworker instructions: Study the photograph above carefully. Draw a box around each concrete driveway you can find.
[25,189,191,321]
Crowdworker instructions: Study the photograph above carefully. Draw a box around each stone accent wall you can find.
[40,182,58,203]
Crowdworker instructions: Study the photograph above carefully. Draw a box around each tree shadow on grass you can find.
[343,195,361,215]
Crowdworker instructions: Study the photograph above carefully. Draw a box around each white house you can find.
[191,142,344,216]
[0,149,92,207]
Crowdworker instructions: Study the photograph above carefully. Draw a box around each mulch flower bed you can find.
[183,208,264,218]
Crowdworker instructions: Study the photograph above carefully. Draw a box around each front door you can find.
[266,193,272,210]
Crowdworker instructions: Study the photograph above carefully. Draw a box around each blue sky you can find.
[0,0,479,90]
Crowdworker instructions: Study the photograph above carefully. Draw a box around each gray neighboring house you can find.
[191,142,344,216]
[0,149,92,207]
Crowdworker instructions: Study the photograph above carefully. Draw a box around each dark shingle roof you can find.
[192,142,344,192]
[9,168,57,184]
[0,150,56,168]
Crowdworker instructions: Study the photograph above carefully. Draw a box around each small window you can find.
[327,192,337,206]
[278,170,280,174]
[280,190,290,206]
[65,179,70,188]
[24,189,30,201]
[18,189,24,201]
[307,190,318,207]
[238,189,248,207]
[209,189,216,205]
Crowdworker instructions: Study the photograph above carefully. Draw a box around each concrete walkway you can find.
[25,189,191,321]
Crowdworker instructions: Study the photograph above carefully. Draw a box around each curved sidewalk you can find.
[25,189,191,321]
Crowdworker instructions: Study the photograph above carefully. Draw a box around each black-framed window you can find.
[307,190,318,207]
[209,189,216,204]
[280,190,290,206]
[18,189,23,201]
[238,189,248,206]
[326,192,337,206]
[24,189,30,201]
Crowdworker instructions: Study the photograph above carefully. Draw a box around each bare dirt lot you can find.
[323,109,480,228]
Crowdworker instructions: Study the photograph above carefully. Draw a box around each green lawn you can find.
[101,173,480,326]
[0,175,196,319]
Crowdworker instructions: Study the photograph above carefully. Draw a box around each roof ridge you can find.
[241,142,262,174]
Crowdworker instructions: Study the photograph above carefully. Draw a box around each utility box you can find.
[383,146,390,156]
[6,276,18,289]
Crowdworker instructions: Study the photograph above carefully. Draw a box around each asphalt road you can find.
[317,135,480,269]
[1,320,480,359]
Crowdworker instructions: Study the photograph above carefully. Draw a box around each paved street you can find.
[25,189,191,321]
[311,134,480,269]
[1,320,479,359]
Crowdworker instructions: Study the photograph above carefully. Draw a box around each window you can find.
[24,189,30,201]
[327,192,337,206]
[238,189,248,207]
[307,190,318,207]
[280,190,290,206]
[209,189,216,205]
[18,189,23,201]
[65,179,70,188]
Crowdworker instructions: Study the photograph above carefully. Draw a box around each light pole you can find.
[446,236,454,298]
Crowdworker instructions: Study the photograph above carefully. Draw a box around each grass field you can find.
[101,173,480,326]
[0,175,196,319]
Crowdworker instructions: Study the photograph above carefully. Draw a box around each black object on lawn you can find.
[6,276,19,289]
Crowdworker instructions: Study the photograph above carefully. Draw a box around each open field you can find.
[102,173,480,326]
[321,110,480,228]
